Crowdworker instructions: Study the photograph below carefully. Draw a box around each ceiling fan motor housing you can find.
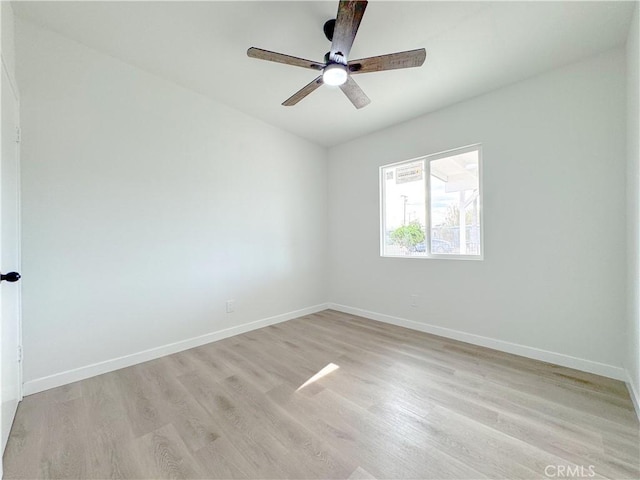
[323,19,336,41]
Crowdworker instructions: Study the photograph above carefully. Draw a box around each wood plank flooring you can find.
[3,310,639,479]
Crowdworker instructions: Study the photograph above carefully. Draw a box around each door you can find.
[1,60,22,455]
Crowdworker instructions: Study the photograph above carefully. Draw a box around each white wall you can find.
[328,48,628,377]
[16,19,328,391]
[626,3,640,411]
[13,12,636,395]
[1,2,16,88]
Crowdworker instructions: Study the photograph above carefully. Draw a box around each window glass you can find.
[381,145,482,259]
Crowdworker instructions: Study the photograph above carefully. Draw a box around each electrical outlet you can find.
[226,300,235,313]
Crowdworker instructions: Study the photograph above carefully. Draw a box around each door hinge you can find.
[15,127,21,144]
[17,346,22,363]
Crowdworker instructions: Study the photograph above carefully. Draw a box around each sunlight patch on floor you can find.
[296,363,340,391]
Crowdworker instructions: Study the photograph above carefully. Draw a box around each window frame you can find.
[379,144,484,260]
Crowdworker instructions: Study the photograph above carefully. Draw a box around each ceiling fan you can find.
[247,0,426,109]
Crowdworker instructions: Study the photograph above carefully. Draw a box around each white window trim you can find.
[379,144,484,260]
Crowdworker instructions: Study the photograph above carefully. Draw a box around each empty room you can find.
[1,0,639,478]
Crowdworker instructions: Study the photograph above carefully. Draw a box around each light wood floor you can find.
[3,310,639,479]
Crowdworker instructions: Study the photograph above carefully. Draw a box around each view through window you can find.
[380,145,482,258]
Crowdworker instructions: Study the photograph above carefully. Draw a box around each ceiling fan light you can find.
[323,63,348,86]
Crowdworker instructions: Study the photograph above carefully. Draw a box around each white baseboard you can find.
[328,303,627,381]
[24,302,632,398]
[23,303,329,396]
[626,375,640,421]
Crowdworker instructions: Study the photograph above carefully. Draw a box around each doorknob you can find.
[0,272,21,282]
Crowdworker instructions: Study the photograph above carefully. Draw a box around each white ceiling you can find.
[12,1,635,147]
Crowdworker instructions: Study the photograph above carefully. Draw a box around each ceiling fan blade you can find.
[330,0,368,64]
[349,48,426,74]
[247,47,324,71]
[339,76,370,109]
[282,76,324,106]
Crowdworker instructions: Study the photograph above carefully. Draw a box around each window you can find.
[380,145,482,259]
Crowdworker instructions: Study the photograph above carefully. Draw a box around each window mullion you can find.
[425,158,431,257]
